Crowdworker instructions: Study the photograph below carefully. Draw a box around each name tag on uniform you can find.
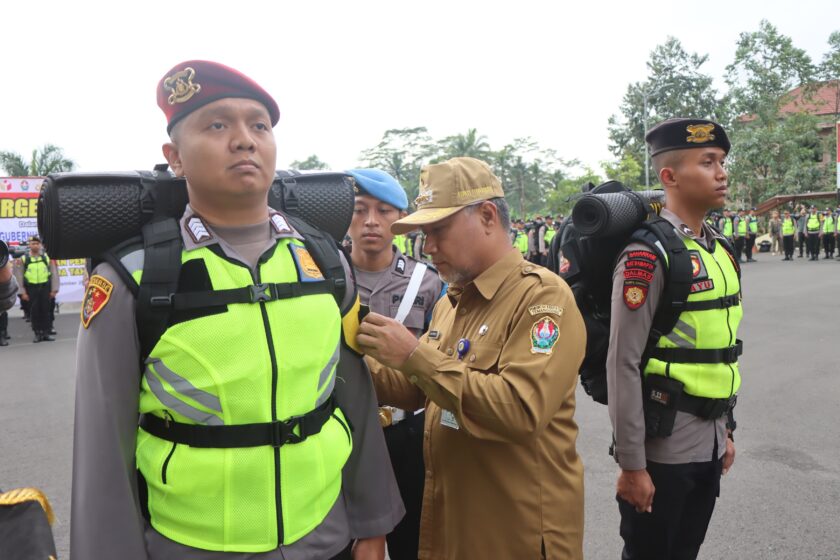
[440,409,460,430]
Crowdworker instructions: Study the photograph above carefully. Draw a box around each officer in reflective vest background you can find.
[608,118,741,560]
[14,235,59,342]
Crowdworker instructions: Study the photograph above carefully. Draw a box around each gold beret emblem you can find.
[163,67,202,105]
[686,123,716,144]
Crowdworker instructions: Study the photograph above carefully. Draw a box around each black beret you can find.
[646,118,730,157]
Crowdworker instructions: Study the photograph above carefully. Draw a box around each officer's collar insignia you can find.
[679,223,696,237]
[163,67,202,105]
[81,275,114,329]
[270,213,292,234]
[396,257,406,274]
[530,317,560,354]
[290,245,324,282]
[686,123,715,144]
[187,216,212,244]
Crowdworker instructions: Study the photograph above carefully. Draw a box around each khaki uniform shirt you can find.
[369,249,586,560]
[71,207,403,560]
[607,209,729,470]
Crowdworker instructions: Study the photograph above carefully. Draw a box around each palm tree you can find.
[0,144,76,175]
[438,128,491,159]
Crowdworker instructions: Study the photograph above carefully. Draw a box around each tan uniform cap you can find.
[391,157,505,235]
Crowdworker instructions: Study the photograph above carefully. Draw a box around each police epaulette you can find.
[0,488,55,525]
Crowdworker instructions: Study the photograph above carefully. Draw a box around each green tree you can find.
[290,154,330,170]
[819,31,840,118]
[0,144,76,175]
[544,167,604,217]
[608,37,723,184]
[601,153,644,190]
[724,22,827,205]
[727,113,829,206]
[725,20,815,123]
[437,128,490,160]
[359,127,438,204]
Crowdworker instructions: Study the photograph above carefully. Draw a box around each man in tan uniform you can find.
[346,167,445,559]
[357,157,586,559]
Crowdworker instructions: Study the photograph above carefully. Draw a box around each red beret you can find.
[157,60,280,134]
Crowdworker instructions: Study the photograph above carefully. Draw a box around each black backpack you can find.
[548,181,738,404]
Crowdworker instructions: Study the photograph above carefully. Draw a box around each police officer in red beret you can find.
[71,60,403,560]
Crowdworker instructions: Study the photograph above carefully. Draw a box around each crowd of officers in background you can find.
[362,214,565,268]
[709,204,840,262]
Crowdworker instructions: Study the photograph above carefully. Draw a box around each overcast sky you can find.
[2,0,837,177]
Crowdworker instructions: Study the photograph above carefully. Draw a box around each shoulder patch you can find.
[290,245,325,282]
[81,275,114,328]
[530,317,560,354]
[528,304,563,317]
[689,251,708,280]
[623,281,648,310]
[626,249,657,262]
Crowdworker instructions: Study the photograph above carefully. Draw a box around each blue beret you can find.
[347,169,408,211]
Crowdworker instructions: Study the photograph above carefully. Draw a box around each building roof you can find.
[778,80,840,117]
[740,80,840,123]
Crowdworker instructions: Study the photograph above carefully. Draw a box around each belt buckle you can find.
[250,284,272,303]
[271,420,293,447]
[378,407,393,428]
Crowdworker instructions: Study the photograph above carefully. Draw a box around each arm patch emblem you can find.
[81,275,114,328]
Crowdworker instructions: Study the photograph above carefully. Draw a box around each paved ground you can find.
[1,253,839,558]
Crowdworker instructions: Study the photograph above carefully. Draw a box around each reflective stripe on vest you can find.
[135,238,351,551]
[823,216,835,234]
[782,218,795,236]
[23,255,50,285]
[807,214,820,232]
[644,237,742,399]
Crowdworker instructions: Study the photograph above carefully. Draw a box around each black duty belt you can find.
[677,393,737,420]
[139,395,338,448]
[648,339,743,364]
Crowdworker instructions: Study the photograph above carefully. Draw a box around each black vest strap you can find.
[647,339,743,364]
[138,394,338,448]
[136,219,183,360]
[681,294,741,312]
[151,279,338,311]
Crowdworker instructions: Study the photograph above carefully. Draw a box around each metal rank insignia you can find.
[164,67,202,105]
